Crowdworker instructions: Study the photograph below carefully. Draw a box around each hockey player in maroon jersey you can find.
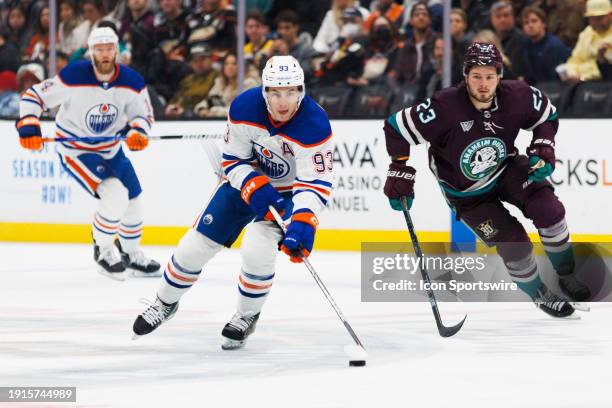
[383,42,590,318]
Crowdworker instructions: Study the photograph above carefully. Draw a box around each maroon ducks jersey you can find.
[384,80,559,198]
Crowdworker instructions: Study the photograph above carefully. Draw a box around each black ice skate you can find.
[221,312,260,350]
[94,241,126,281]
[556,264,591,302]
[533,285,575,318]
[115,240,162,277]
[133,297,179,338]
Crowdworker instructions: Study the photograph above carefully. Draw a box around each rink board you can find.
[0,118,610,249]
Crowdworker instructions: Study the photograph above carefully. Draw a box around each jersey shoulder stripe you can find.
[58,61,145,92]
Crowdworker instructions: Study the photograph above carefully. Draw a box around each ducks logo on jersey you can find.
[253,142,290,179]
[460,137,507,180]
[86,103,118,134]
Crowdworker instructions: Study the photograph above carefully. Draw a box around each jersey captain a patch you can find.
[460,137,507,181]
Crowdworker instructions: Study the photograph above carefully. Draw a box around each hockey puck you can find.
[349,360,366,367]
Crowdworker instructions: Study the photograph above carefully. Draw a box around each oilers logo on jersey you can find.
[253,142,290,179]
[86,103,118,134]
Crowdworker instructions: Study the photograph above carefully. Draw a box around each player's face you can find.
[92,43,117,75]
[466,66,500,104]
[266,86,300,122]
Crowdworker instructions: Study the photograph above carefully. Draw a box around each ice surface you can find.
[0,243,610,408]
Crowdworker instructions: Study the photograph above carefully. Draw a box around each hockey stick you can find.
[400,196,467,338]
[268,206,368,362]
[42,133,224,143]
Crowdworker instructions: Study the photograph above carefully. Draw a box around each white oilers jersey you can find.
[19,60,154,158]
[223,87,334,216]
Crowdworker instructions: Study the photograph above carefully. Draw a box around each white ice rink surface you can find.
[1,242,611,408]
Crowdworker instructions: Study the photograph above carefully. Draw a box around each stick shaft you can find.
[42,133,224,143]
[269,206,365,349]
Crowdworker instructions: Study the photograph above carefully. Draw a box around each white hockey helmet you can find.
[87,26,119,52]
[261,55,305,112]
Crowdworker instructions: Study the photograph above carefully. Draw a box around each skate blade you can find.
[97,268,125,281]
[128,268,162,278]
[221,338,246,350]
[132,333,142,340]
[571,302,590,312]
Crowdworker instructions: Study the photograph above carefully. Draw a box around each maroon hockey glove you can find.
[384,162,416,211]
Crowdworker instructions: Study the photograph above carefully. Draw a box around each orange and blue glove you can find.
[240,174,286,220]
[281,210,318,263]
[125,127,149,151]
[15,115,44,151]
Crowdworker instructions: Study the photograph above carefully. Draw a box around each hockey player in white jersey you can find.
[133,56,334,349]
[15,27,161,280]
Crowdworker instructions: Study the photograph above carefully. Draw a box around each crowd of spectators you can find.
[0,0,611,118]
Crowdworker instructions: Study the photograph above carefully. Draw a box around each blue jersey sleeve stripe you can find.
[293,189,328,205]
[295,178,333,188]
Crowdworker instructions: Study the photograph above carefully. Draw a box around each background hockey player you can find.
[15,27,161,281]
[133,56,333,349]
[383,42,590,318]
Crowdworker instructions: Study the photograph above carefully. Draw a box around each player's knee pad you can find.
[495,227,532,264]
[96,177,129,220]
[241,222,281,276]
[524,187,565,229]
[173,228,223,272]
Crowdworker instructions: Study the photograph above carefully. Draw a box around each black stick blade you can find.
[438,314,467,338]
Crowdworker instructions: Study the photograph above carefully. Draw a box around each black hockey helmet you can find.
[463,41,504,77]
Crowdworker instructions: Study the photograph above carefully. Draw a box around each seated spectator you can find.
[0,63,44,117]
[184,0,237,62]
[563,0,612,82]
[274,10,318,79]
[313,0,369,53]
[152,0,189,62]
[0,70,18,117]
[389,1,436,86]
[244,9,273,72]
[401,0,444,34]
[267,0,332,39]
[81,0,105,33]
[0,28,21,73]
[455,0,490,36]
[313,6,368,86]
[533,0,585,48]
[473,29,519,78]
[164,44,218,118]
[421,34,444,98]
[364,0,404,33]
[119,0,155,75]
[24,2,50,62]
[5,4,32,55]
[194,53,258,118]
[348,15,400,86]
[521,6,572,83]
[451,8,470,83]
[490,0,529,80]
[58,0,91,57]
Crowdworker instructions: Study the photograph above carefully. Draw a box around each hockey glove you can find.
[241,174,286,220]
[527,139,555,181]
[15,115,43,151]
[281,210,318,263]
[125,127,149,151]
[383,162,416,211]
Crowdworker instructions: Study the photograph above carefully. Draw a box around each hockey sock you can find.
[538,218,575,275]
[237,269,275,315]
[505,252,542,298]
[93,178,129,248]
[157,229,222,304]
[118,195,144,254]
